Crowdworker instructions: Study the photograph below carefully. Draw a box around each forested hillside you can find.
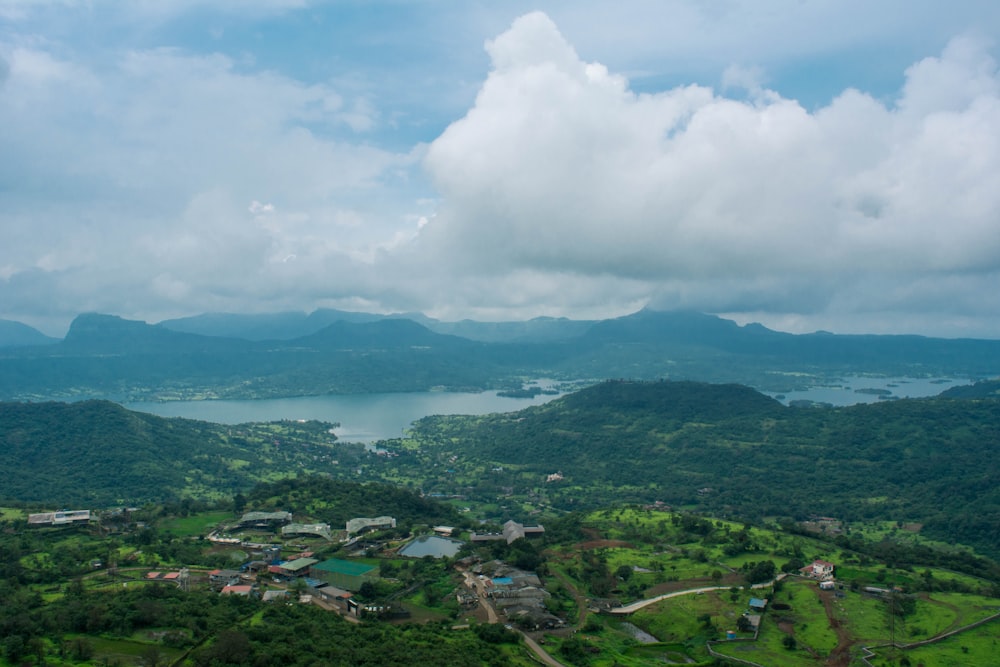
[244,475,462,529]
[404,380,1000,557]
[0,401,345,505]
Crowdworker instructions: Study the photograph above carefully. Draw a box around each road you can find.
[609,574,787,614]
[459,569,566,665]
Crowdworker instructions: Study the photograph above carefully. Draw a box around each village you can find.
[20,501,1000,667]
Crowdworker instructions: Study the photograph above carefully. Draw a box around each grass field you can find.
[873,615,1000,666]
[159,510,232,537]
[0,506,25,521]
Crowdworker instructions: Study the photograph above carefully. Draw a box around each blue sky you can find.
[2,1,1000,338]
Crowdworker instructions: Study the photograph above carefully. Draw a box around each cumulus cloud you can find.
[415,12,1000,333]
[3,6,1000,338]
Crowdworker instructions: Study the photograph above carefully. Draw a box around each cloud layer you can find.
[2,6,1000,338]
[415,13,1000,334]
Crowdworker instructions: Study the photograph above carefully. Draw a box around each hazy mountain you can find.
[427,316,596,343]
[160,308,594,344]
[158,308,387,341]
[0,319,59,348]
[0,313,507,400]
[63,313,254,355]
[2,308,999,401]
[554,309,1000,387]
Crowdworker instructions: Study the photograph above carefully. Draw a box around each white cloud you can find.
[2,5,1000,338]
[413,12,1000,334]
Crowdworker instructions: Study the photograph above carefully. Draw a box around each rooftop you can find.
[311,558,377,576]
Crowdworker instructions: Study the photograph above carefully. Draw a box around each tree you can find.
[744,560,776,585]
[138,645,165,667]
[782,635,797,650]
[233,492,248,514]
[358,581,377,601]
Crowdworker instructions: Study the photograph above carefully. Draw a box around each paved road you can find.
[610,574,787,614]
[521,633,567,667]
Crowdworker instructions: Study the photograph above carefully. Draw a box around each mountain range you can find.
[1,308,998,400]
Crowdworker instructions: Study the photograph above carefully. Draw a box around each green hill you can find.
[0,400,343,506]
[403,380,1000,557]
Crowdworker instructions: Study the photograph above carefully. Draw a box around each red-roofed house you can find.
[221,584,258,598]
[801,560,835,579]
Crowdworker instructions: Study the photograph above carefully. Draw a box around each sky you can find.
[2,1,1000,339]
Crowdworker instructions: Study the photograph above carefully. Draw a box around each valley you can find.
[1,379,999,666]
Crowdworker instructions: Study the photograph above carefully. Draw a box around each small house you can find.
[801,559,835,579]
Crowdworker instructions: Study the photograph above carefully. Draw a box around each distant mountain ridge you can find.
[0,308,998,400]
[158,308,594,343]
[0,319,58,348]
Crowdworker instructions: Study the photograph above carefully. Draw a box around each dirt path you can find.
[818,588,853,666]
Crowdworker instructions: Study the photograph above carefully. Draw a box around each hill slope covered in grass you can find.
[404,380,1000,557]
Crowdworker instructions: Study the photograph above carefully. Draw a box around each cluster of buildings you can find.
[466,562,563,631]
[470,520,545,545]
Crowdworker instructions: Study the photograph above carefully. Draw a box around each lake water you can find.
[123,376,968,443]
[765,375,967,407]
[398,535,464,559]
[125,384,566,443]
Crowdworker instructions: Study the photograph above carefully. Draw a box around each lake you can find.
[123,375,967,443]
[765,375,966,407]
[125,384,567,443]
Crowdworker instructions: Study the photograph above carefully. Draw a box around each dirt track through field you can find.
[819,588,853,666]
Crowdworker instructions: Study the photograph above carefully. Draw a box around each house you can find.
[433,526,456,537]
[221,584,258,598]
[819,580,836,590]
[748,598,768,611]
[271,557,318,578]
[209,569,242,590]
[801,559,835,580]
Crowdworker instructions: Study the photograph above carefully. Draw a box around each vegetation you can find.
[2,377,1000,665]
[392,380,1000,560]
